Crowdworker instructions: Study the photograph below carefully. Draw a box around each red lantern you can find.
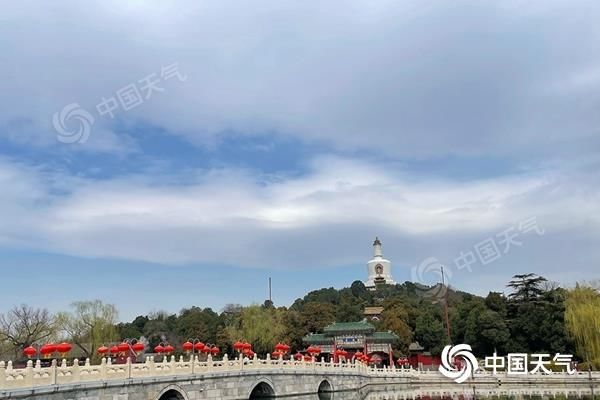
[294,352,303,360]
[132,343,145,353]
[183,342,194,353]
[210,346,220,356]
[303,355,313,362]
[56,342,72,356]
[233,341,245,351]
[272,350,283,358]
[97,346,109,356]
[117,342,129,353]
[154,345,165,354]
[307,346,321,356]
[354,351,364,358]
[242,342,252,351]
[40,343,57,358]
[163,345,175,354]
[23,346,37,358]
[245,349,254,358]
[110,345,120,355]
[274,343,286,352]
[194,342,206,352]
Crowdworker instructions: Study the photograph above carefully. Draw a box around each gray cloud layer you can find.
[2,0,599,159]
[1,1,599,292]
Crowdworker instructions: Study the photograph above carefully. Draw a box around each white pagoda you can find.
[365,237,396,289]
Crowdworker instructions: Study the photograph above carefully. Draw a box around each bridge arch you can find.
[318,379,334,400]
[155,384,189,400]
[248,379,276,399]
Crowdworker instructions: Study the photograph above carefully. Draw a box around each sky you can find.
[1,0,599,321]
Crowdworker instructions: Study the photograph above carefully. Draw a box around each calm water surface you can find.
[279,390,600,400]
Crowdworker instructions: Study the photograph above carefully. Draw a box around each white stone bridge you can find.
[0,355,597,400]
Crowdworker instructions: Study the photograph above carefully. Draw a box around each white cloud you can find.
[0,156,597,275]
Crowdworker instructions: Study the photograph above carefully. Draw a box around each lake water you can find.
[277,390,600,400]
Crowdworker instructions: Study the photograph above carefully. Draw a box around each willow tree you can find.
[225,305,287,355]
[565,284,600,368]
[57,300,119,362]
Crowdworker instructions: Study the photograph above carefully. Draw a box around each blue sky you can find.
[1,0,599,321]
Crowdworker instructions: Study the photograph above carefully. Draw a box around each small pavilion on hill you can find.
[303,320,398,365]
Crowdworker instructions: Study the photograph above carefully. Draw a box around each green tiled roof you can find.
[323,320,376,333]
[303,333,331,344]
[367,331,399,343]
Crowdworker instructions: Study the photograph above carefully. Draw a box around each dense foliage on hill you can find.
[115,274,576,359]
[2,274,598,368]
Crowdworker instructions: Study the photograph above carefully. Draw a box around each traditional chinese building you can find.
[406,341,441,370]
[365,237,396,290]
[303,320,398,365]
[363,306,384,321]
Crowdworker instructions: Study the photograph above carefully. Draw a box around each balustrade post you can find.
[51,359,58,385]
[169,355,176,374]
[148,356,156,376]
[100,357,107,381]
[25,360,34,387]
[0,361,5,389]
[222,354,229,371]
[72,359,80,383]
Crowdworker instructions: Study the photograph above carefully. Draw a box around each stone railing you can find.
[0,354,390,390]
[0,354,598,391]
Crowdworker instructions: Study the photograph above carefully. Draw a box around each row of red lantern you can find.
[294,352,314,362]
[291,345,321,362]
[354,351,373,364]
[232,341,257,358]
[97,341,147,356]
[182,341,220,356]
[334,349,349,358]
[233,341,252,352]
[271,342,291,358]
[23,343,72,359]
[97,342,220,356]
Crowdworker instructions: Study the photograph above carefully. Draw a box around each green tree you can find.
[414,311,445,355]
[485,292,507,316]
[299,302,336,334]
[464,303,509,355]
[565,284,600,368]
[57,300,119,361]
[377,301,412,353]
[176,307,219,343]
[225,305,287,355]
[507,273,547,302]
